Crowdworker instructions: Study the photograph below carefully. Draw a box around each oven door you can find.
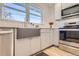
[60,31,79,43]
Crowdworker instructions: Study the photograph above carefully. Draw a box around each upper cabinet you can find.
[54,3,78,20]
[54,3,61,20]
[61,3,77,9]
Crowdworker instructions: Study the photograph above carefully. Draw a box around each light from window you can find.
[4,3,26,22]
[30,4,42,24]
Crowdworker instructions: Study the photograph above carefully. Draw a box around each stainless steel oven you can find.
[60,24,79,43]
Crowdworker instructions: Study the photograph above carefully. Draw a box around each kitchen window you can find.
[3,3,42,23]
[30,4,42,24]
[4,3,26,22]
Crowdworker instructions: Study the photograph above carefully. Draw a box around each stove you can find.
[59,22,79,43]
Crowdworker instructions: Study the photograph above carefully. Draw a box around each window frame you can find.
[2,3,43,24]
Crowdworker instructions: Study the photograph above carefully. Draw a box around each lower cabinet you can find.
[41,29,53,50]
[0,28,57,56]
[15,37,40,56]
[53,29,59,46]
[41,32,50,50]
[30,37,40,54]
[49,29,54,46]
[0,30,13,56]
[15,38,31,56]
[15,29,54,56]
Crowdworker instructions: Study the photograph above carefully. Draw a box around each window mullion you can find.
[26,3,30,22]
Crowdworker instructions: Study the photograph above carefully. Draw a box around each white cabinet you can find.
[53,29,59,46]
[15,37,40,56]
[15,28,41,56]
[41,31,49,50]
[41,28,59,48]
[15,38,31,56]
[0,36,2,55]
[54,3,61,20]
[31,37,40,54]
[49,29,53,46]
[15,28,57,56]
[0,30,13,56]
[41,29,53,50]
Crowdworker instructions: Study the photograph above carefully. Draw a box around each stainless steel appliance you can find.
[60,22,79,43]
[61,4,79,17]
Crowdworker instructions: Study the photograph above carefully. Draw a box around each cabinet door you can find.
[55,3,61,20]
[15,38,31,56]
[49,29,53,46]
[41,29,50,50]
[31,37,40,54]
[1,33,13,56]
[53,29,59,46]
[0,36,2,56]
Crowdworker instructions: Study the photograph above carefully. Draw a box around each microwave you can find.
[61,4,79,17]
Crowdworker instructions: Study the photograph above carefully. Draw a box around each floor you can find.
[35,47,75,56]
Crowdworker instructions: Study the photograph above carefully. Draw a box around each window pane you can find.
[30,14,41,23]
[4,3,26,22]
[30,5,42,24]
[30,9,41,16]
[5,7,26,21]
[5,3,26,12]
[30,5,41,12]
